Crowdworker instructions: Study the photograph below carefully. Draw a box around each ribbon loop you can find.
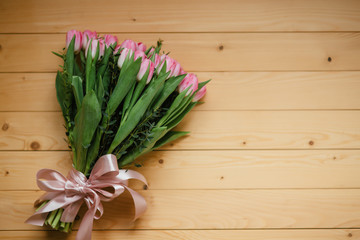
[25,154,147,240]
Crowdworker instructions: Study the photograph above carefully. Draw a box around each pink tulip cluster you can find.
[66,30,117,60]
[116,39,206,100]
[66,30,206,101]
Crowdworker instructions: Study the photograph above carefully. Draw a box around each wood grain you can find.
[2,189,360,230]
[2,72,360,111]
[0,229,357,240]
[1,33,360,72]
[1,150,360,190]
[1,111,359,151]
[1,0,360,33]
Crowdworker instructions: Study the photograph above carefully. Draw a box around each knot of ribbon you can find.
[25,154,147,240]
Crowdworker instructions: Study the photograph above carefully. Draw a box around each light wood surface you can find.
[2,189,360,230]
[0,0,359,239]
[1,0,360,33]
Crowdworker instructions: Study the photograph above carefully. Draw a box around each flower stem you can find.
[50,208,63,229]
[40,207,74,233]
[46,209,58,225]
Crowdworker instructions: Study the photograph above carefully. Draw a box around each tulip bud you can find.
[82,30,97,50]
[120,39,137,52]
[147,47,155,58]
[113,45,121,54]
[85,39,105,60]
[171,60,181,77]
[117,48,134,69]
[104,34,118,48]
[178,73,198,96]
[156,55,182,78]
[66,30,82,54]
[134,51,146,61]
[152,54,161,68]
[192,86,206,102]
[137,42,147,52]
[137,59,155,84]
[156,55,170,75]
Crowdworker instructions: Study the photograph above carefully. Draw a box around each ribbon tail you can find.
[124,186,147,220]
[76,209,94,240]
[25,211,48,226]
[76,194,100,240]
[26,194,81,226]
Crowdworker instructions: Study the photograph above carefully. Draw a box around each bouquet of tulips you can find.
[26,29,208,238]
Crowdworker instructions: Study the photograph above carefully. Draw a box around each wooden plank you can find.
[0,73,59,112]
[1,0,360,33]
[0,229,357,240]
[1,33,360,72]
[2,189,360,230]
[1,150,360,190]
[0,111,359,151]
[2,72,360,111]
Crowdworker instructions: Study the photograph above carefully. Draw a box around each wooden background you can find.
[1,0,360,239]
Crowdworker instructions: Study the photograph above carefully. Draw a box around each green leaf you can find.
[65,36,75,84]
[152,74,186,110]
[102,68,111,94]
[71,76,84,110]
[119,127,167,167]
[52,51,64,59]
[128,64,150,109]
[55,71,73,128]
[85,39,93,94]
[97,75,105,107]
[108,71,169,153]
[197,79,211,90]
[121,81,136,122]
[153,131,189,149]
[166,102,197,130]
[105,58,142,117]
[84,128,101,176]
[72,90,102,172]
[156,89,187,126]
[163,91,194,126]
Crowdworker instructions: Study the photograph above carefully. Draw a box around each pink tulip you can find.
[192,86,206,101]
[156,55,172,75]
[157,55,182,77]
[82,30,97,50]
[66,30,82,53]
[171,60,181,77]
[147,47,155,57]
[134,51,146,61]
[104,34,118,48]
[137,42,147,52]
[178,73,198,96]
[117,48,134,68]
[137,59,155,84]
[113,45,121,54]
[152,54,161,68]
[85,39,105,60]
[120,39,137,52]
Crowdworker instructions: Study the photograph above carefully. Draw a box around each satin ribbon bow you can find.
[25,154,147,240]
